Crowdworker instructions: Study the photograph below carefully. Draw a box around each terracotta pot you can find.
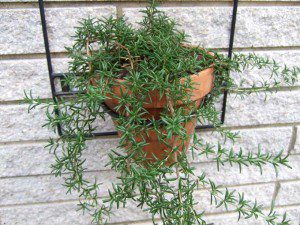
[113,68,213,163]
[91,64,214,163]
[115,117,197,164]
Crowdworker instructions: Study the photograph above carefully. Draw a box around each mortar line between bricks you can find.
[202,203,300,217]
[223,122,300,131]
[271,181,281,203]
[0,1,117,9]
[0,99,46,105]
[0,200,300,225]
[0,168,111,180]
[288,126,298,154]
[116,4,123,18]
[2,1,291,10]
[229,85,300,93]
[1,160,300,187]
[49,0,300,8]
[110,203,300,225]
[0,198,81,209]
[111,1,233,10]
[0,181,299,210]
[0,134,119,147]
[1,85,299,106]
[46,2,120,9]
[0,2,38,9]
[160,1,300,7]
[0,52,67,61]
[1,122,300,146]
[1,46,300,61]
[0,138,52,147]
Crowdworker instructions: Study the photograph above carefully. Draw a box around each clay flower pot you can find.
[90,59,215,163]
[101,66,215,163]
[115,117,197,164]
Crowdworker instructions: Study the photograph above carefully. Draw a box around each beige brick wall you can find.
[0,1,299,224]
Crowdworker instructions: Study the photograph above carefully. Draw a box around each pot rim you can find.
[112,66,215,84]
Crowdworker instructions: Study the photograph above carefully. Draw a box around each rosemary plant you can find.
[25,2,299,225]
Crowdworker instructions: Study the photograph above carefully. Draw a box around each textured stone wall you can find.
[0,0,299,224]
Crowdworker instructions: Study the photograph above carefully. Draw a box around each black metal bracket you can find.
[38,0,239,137]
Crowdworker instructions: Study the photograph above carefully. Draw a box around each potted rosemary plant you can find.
[26,2,299,224]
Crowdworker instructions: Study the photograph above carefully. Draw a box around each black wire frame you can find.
[38,0,239,137]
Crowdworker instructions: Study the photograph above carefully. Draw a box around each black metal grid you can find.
[38,0,239,137]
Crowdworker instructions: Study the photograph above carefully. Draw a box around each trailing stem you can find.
[25,3,299,225]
